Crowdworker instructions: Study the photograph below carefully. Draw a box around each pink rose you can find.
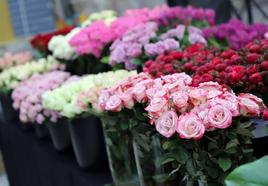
[155,111,178,138]
[105,95,122,112]
[209,96,239,117]
[177,113,205,140]
[172,91,189,112]
[146,86,166,100]
[207,105,232,129]
[189,88,207,106]
[198,81,224,99]
[162,73,192,86]
[119,93,134,109]
[146,97,168,119]
[98,90,111,109]
[238,94,260,117]
[132,85,147,103]
[36,114,45,124]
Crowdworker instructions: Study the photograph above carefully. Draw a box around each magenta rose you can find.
[176,113,205,140]
[207,105,232,129]
[105,95,122,112]
[155,111,178,138]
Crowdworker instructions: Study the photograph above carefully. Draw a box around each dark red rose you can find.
[246,53,260,64]
[230,54,241,64]
[221,49,235,59]
[261,61,268,71]
[215,63,227,71]
[246,65,259,75]
[200,73,213,82]
[249,44,261,53]
[249,73,262,84]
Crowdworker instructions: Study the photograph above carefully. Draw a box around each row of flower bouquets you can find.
[1,5,268,186]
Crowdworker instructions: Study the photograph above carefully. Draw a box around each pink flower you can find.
[198,81,224,99]
[119,92,134,109]
[146,86,167,99]
[162,73,192,86]
[172,91,189,112]
[207,105,232,129]
[105,95,122,112]
[98,90,111,109]
[155,111,178,138]
[146,97,168,119]
[132,85,147,103]
[177,113,205,140]
[238,94,260,117]
[189,88,207,106]
[36,114,45,124]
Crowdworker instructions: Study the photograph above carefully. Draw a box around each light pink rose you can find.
[132,85,147,103]
[36,114,45,124]
[198,81,224,99]
[209,96,239,117]
[176,113,205,140]
[189,88,207,106]
[119,93,134,109]
[98,90,111,109]
[207,105,232,129]
[105,95,122,112]
[238,94,260,117]
[146,97,168,119]
[172,91,189,112]
[161,73,192,86]
[19,114,28,123]
[155,111,178,138]
[146,86,166,100]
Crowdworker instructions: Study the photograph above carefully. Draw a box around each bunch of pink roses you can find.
[99,73,268,140]
[12,71,71,124]
[0,51,32,70]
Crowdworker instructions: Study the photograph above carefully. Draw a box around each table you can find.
[0,121,112,186]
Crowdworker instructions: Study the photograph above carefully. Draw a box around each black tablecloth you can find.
[0,121,112,186]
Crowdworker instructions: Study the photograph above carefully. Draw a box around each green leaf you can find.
[236,128,254,137]
[131,58,142,65]
[218,157,232,172]
[175,147,189,164]
[225,156,268,186]
[186,159,196,176]
[100,56,109,64]
[226,139,239,149]
[152,174,169,183]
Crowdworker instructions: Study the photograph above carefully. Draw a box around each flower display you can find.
[69,5,214,58]
[109,24,206,70]
[203,19,268,49]
[0,51,32,71]
[0,56,63,93]
[99,73,267,139]
[12,71,71,124]
[30,26,75,54]
[42,70,136,118]
[81,10,117,27]
[48,28,81,60]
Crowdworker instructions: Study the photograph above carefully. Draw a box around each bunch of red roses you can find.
[144,40,268,95]
[30,26,74,55]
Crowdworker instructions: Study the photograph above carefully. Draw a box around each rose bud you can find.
[246,53,260,64]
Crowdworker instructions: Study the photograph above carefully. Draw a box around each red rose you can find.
[230,54,241,64]
[183,62,193,72]
[230,66,245,82]
[246,53,260,64]
[249,44,261,53]
[200,73,213,82]
[246,65,259,75]
[262,109,268,120]
[249,73,262,84]
[221,49,235,59]
[261,61,268,71]
[215,63,227,71]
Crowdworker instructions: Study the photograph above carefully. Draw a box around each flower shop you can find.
[0,2,268,186]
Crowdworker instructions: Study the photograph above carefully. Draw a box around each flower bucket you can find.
[46,118,71,151]
[100,116,140,186]
[0,92,19,122]
[68,116,106,168]
[34,124,49,139]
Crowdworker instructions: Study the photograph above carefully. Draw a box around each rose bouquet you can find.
[0,56,63,94]
[30,26,75,56]
[42,70,135,119]
[109,23,207,71]
[12,71,71,124]
[203,19,267,49]
[98,72,267,185]
[0,51,32,71]
[81,10,117,27]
